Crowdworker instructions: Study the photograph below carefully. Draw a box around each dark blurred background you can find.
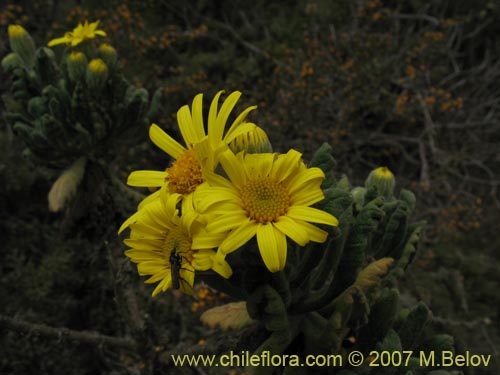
[1,0,499,374]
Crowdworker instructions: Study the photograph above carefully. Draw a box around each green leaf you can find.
[309,142,336,187]
[397,302,432,350]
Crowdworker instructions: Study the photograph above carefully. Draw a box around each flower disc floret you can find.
[165,149,203,195]
[240,177,290,223]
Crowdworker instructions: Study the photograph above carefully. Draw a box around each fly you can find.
[169,250,182,290]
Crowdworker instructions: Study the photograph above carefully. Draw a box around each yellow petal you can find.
[256,224,284,272]
[287,206,339,226]
[225,105,257,140]
[219,149,247,188]
[127,170,166,187]
[125,249,164,262]
[291,185,324,206]
[215,91,241,141]
[272,149,302,182]
[206,212,249,232]
[149,123,185,158]
[223,122,257,144]
[211,256,233,278]
[219,219,257,254]
[47,36,70,46]
[177,105,197,146]
[191,93,206,140]
[292,220,328,243]
[118,210,142,234]
[208,90,224,146]
[273,216,309,246]
[287,167,325,196]
[192,232,227,249]
[124,238,163,251]
[137,189,160,210]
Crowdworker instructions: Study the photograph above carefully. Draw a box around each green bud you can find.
[351,186,366,211]
[336,174,350,191]
[86,58,108,90]
[8,25,36,68]
[66,51,88,82]
[365,166,395,198]
[97,43,118,70]
[1,52,23,71]
[229,125,272,154]
[35,47,58,85]
[27,96,48,117]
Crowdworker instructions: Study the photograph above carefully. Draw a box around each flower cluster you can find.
[3,21,158,212]
[120,91,339,296]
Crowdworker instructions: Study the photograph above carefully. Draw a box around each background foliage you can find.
[1,0,499,374]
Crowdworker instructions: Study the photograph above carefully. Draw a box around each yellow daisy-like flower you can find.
[193,149,339,272]
[126,91,258,201]
[122,194,232,296]
[48,20,106,47]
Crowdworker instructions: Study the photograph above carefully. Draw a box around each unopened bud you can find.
[229,125,272,154]
[66,51,88,81]
[98,43,117,70]
[365,166,395,198]
[8,25,36,68]
[86,58,108,89]
[1,52,23,71]
[351,186,366,211]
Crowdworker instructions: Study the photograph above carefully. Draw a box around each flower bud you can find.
[98,43,118,70]
[8,25,36,68]
[351,186,366,211]
[35,47,58,85]
[1,52,23,71]
[66,51,88,81]
[365,166,395,198]
[86,58,108,90]
[229,125,272,154]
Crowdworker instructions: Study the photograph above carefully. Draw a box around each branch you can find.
[0,314,136,350]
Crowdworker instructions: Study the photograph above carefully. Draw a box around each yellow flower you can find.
[193,149,339,272]
[122,194,232,296]
[126,91,258,201]
[48,20,106,47]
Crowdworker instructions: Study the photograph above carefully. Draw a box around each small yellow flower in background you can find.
[121,194,232,296]
[126,90,259,203]
[48,20,106,47]
[193,148,339,272]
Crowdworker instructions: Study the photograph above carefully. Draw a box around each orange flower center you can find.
[166,150,203,195]
[240,177,291,223]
